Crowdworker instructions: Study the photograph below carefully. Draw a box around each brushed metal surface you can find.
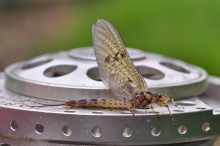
[5,47,207,101]
[0,72,219,145]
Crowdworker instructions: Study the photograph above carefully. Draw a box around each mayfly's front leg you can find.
[157,100,176,126]
[161,96,183,109]
[147,104,160,118]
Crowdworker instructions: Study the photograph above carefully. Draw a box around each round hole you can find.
[10,121,18,131]
[22,58,52,70]
[62,126,72,136]
[64,110,76,113]
[151,126,161,136]
[92,111,104,114]
[44,65,77,78]
[160,62,190,74]
[87,67,101,81]
[173,110,185,112]
[148,111,160,114]
[121,111,132,114]
[92,126,102,137]
[133,109,148,114]
[35,124,44,134]
[5,103,13,106]
[178,124,187,134]
[122,126,132,137]
[135,66,164,80]
[202,122,210,131]
[176,101,196,106]
[196,107,206,110]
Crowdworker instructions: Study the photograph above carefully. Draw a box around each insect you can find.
[92,19,181,125]
[26,19,181,125]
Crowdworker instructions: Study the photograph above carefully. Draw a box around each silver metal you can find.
[5,47,207,101]
[0,71,220,145]
[69,47,146,61]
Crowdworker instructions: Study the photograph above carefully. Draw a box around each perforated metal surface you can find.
[0,73,220,145]
[0,47,218,145]
[5,47,207,101]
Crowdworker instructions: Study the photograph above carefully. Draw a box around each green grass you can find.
[37,1,220,77]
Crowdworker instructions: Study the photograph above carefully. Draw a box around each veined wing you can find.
[109,73,136,99]
[92,19,147,99]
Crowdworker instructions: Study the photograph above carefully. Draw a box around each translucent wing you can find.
[92,19,147,99]
[109,73,135,99]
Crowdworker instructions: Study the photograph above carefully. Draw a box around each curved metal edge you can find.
[151,77,208,99]
[198,76,220,111]
[4,63,116,101]
[150,64,208,99]
[0,106,217,145]
[0,133,217,146]
[207,75,220,85]
[0,73,220,145]
[4,61,208,100]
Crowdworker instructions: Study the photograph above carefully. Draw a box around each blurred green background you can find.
[0,0,220,76]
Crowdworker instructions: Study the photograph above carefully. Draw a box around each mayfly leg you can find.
[162,96,184,109]
[170,97,184,109]
[165,104,176,126]
[148,105,160,118]
[123,97,135,115]
[156,94,181,126]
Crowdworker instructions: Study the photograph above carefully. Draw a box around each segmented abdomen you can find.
[65,98,132,109]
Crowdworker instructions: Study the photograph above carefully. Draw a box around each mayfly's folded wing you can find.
[109,73,135,100]
[92,19,148,99]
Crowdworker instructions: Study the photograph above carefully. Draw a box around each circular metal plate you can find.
[5,47,207,101]
[0,73,219,145]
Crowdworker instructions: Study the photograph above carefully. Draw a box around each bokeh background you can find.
[0,1,220,145]
[0,0,219,76]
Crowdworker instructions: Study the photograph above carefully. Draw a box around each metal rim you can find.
[4,47,208,101]
[0,73,219,145]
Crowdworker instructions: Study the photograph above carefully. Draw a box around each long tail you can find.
[65,98,133,110]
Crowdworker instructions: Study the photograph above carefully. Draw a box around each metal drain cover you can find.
[5,47,207,101]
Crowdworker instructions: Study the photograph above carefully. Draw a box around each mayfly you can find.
[27,19,181,125]
[91,19,181,125]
